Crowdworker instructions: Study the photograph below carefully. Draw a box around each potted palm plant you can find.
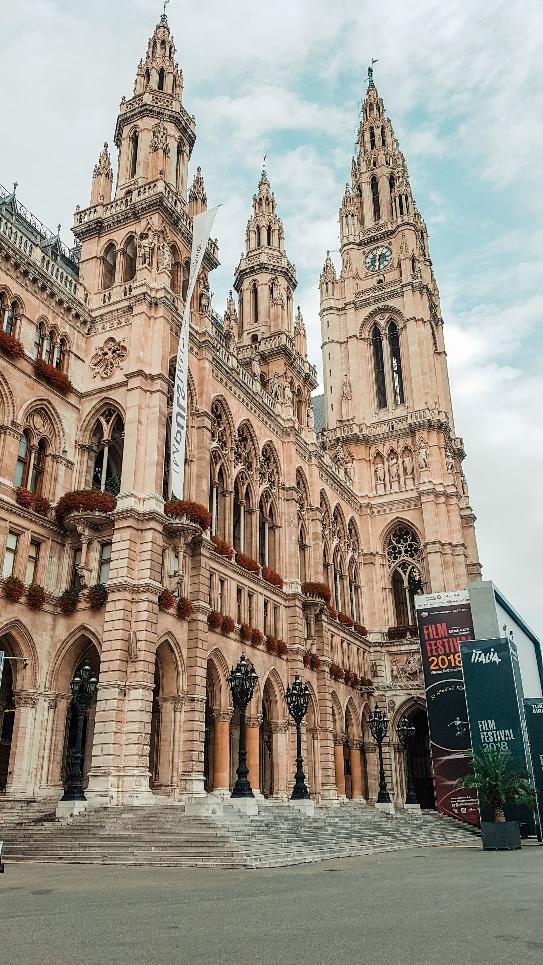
[457,747,535,851]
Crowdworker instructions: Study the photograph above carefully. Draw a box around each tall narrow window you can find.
[54,337,67,370]
[399,195,404,216]
[369,126,376,150]
[251,283,258,324]
[99,543,112,584]
[2,532,19,579]
[102,243,117,290]
[381,125,386,147]
[33,322,45,360]
[388,321,405,405]
[372,326,387,409]
[123,236,137,282]
[14,431,30,488]
[144,68,150,87]
[25,541,40,585]
[158,68,165,91]
[236,587,243,625]
[267,225,272,246]
[371,176,381,222]
[176,143,184,191]
[129,131,139,179]
[3,300,16,334]
[71,547,82,592]
[30,439,47,494]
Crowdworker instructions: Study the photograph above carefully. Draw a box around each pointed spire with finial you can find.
[188,166,207,216]
[90,142,113,205]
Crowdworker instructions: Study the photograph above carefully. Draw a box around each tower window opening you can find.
[381,125,386,147]
[388,321,405,405]
[176,143,184,191]
[372,326,387,409]
[102,242,117,290]
[399,195,404,216]
[158,68,165,91]
[251,283,258,323]
[144,68,150,87]
[267,225,272,246]
[129,130,139,179]
[369,126,376,150]
[371,176,381,222]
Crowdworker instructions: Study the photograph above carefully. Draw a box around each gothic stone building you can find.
[0,16,480,812]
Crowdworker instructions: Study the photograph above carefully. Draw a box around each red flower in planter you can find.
[336,668,345,682]
[3,576,25,602]
[26,583,46,610]
[15,487,35,509]
[301,581,332,604]
[240,623,252,642]
[158,589,175,612]
[266,635,278,654]
[354,623,368,637]
[262,567,284,589]
[211,536,234,560]
[277,640,288,658]
[164,499,211,530]
[87,583,108,611]
[34,358,73,395]
[329,662,339,679]
[310,654,321,672]
[327,605,338,621]
[251,628,264,648]
[236,553,260,575]
[58,588,80,615]
[350,673,360,688]
[338,612,354,628]
[55,489,117,525]
[0,330,24,359]
[207,610,223,631]
[303,651,311,667]
[33,494,51,517]
[177,597,192,620]
[222,615,236,635]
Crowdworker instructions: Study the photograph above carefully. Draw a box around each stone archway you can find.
[0,656,14,792]
[149,637,185,796]
[408,707,435,809]
[258,671,286,799]
[0,623,40,797]
[204,650,230,793]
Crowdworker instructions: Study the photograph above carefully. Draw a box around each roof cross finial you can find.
[368,58,378,89]
[13,181,18,195]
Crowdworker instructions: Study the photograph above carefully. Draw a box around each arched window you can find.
[388,321,405,405]
[267,225,272,246]
[176,143,184,191]
[158,68,165,91]
[54,337,68,370]
[33,321,46,360]
[91,413,124,494]
[371,176,381,222]
[233,475,252,555]
[298,525,307,583]
[14,430,30,488]
[2,299,17,334]
[170,246,182,294]
[43,329,53,364]
[381,125,386,147]
[369,126,376,150]
[372,326,387,409]
[144,68,150,87]
[333,551,344,612]
[349,562,360,623]
[123,236,137,282]
[102,242,116,290]
[129,130,139,179]
[209,459,227,539]
[251,283,258,324]
[386,525,423,627]
[30,438,47,494]
[399,195,404,216]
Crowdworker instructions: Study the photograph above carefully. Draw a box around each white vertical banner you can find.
[171,206,219,499]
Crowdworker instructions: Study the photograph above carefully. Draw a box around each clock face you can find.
[365,245,392,272]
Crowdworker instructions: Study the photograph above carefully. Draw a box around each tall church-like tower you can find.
[320,67,480,611]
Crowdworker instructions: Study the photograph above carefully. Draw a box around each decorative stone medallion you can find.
[90,337,128,379]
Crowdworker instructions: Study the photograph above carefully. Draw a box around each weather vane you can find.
[163,0,170,15]
[368,58,378,88]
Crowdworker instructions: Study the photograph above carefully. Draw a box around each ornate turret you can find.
[188,166,207,217]
[90,143,113,206]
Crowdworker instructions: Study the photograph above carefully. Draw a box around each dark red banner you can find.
[415,592,479,827]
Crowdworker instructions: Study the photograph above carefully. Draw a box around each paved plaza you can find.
[1,846,542,965]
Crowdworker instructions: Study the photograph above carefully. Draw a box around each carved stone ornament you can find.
[90,337,128,379]
[150,120,170,156]
[390,651,422,683]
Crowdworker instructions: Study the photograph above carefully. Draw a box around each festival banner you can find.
[171,206,219,499]
[415,591,479,826]
[461,638,537,833]
[523,698,543,833]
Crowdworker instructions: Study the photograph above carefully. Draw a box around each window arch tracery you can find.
[386,524,423,627]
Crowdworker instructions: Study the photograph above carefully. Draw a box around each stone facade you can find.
[0,17,480,811]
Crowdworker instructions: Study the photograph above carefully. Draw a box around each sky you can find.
[1,0,542,638]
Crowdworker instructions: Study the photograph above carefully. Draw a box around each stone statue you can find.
[138,233,154,268]
[159,241,172,271]
[402,452,413,478]
[341,373,352,421]
[375,462,385,485]
[199,285,210,316]
[418,445,429,470]
[446,450,454,473]
[250,343,261,379]
[389,455,399,483]
[307,404,314,429]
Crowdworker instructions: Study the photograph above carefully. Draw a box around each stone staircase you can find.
[0,799,478,868]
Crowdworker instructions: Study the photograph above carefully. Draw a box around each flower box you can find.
[301,581,331,604]
[310,654,321,671]
[236,552,260,575]
[164,499,211,530]
[158,589,175,612]
[34,358,73,395]
[0,330,24,359]
[251,628,264,648]
[15,487,35,509]
[303,651,311,667]
[211,536,234,560]
[87,583,108,611]
[58,588,80,615]
[3,576,25,602]
[208,610,223,631]
[55,489,117,525]
[327,605,338,621]
[177,597,192,620]
[33,494,51,517]
[222,615,236,635]
[240,624,253,643]
[266,635,278,654]
[262,566,284,589]
[277,640,288,658]
[26,583,46,610]
[353,623,368,637]
[338,612,354,628]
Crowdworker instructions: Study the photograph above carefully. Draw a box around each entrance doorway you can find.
[409,708,435,809]
[0,658,14,792]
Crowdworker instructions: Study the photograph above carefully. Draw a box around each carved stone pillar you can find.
[212,709,232,791]
[246,714,262,793]
[333,736,346,798]
[6,691,39,796]
[350,740,364,800]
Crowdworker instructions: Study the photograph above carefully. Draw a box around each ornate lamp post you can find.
[398,716,418,805]
[61,660,98,802]
[228,654,258,798]
[369,706,391,804]
[285,675,311,800]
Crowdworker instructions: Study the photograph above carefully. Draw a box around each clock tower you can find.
[320,66,481,595]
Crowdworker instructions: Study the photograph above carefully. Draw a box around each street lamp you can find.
[285,675,311,800]
[61,660,98,801]
[228,654,258,798]
[398,716,418,806]
[369,705,391,804]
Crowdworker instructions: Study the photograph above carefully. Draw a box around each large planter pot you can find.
[481,821,521,851]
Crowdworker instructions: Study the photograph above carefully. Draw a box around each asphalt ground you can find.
[1,845,542,965]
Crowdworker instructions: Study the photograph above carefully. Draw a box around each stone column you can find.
[350,740,364,800]
[246,714,261,793]
[333,737,346,798]
[212,709,232,792]
[7,691,39,797]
